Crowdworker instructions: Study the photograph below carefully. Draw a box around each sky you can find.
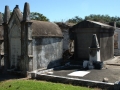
[0,0,120,22]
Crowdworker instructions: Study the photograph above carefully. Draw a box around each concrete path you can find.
[36,56,120,83]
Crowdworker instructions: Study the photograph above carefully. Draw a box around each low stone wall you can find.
[35,74,114,90]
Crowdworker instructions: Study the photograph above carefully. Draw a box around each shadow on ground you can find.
[0,67,24,82]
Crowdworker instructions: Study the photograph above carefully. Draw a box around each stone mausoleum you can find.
[70,20,115,61]
[1,2,63,75]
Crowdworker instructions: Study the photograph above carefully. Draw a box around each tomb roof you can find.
[31,20,63,37]
[71,20,115,30]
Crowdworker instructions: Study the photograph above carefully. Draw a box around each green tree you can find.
[85,14,120,27]
[66,16,83,23]
[30,12,49,21]
[66,14,120,27]
[2,11,49,21]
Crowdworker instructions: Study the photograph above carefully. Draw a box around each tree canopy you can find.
[30,12,49,21]
[66,16,83,23]
[1,12,49,21]
[66,14,120,27]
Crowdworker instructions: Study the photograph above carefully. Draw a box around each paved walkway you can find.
[50,67,120,83]
[38,56,120,83]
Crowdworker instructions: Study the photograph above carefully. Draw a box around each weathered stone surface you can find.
[31,20,63,37]
[90,34,100,48]
[0,12,3,25]
[2,2,63,75]
[56,22,75,52]
[33,38,63,70]
[23,2,30,21]
[114,32,118,49]
[89,34,101,62]
[103,77,109,82]
[69,20,114,61]
[114,28,120,56]
[3,6,10,23]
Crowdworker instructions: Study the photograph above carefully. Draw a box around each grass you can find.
[0,79,99,90]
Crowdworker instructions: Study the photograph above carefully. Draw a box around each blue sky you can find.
[0,0,120,22]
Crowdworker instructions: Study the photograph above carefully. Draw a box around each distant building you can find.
[70,20,115,61]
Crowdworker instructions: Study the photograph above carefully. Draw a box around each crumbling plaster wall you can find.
[56,23,75,52]
[63,29,69,51]
[32,37,63,70]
